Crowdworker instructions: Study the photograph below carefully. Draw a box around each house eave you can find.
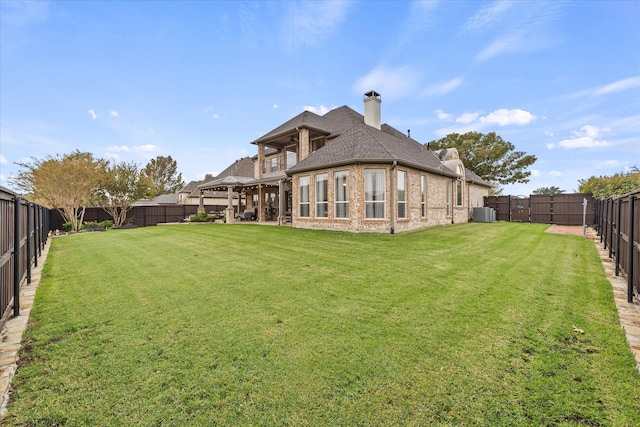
[286,158,461,179]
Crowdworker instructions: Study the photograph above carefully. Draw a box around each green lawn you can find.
[5,222,640,426]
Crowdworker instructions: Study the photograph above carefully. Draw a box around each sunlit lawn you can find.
[4,222,640,426]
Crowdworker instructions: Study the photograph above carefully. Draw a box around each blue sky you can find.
[1,0,639,196]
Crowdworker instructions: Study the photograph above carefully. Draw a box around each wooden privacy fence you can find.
[0,187,50,330]
[595,190,639,303]
[484,193,596,225]
[49,204,227,231]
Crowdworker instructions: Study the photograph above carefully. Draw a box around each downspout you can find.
[390,161,397,234]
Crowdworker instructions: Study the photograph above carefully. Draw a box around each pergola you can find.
[197,174,290,224]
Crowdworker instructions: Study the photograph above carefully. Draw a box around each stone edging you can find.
[0,240,50,418]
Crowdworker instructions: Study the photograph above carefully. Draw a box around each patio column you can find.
[225,186,234,223]
[198,191,205,213]
[278,179,285,225]
[258,184,264,223]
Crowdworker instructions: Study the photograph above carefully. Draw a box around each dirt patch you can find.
[545,224,595,238]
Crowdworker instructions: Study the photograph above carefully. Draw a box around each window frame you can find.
[364,168,386,219]
[334,170,349,219]
[397,170,407,219]
[315,173,328,218]
[421,175,427,218]
[299,176,310,217]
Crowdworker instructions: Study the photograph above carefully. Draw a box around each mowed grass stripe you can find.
[4,222,639,426]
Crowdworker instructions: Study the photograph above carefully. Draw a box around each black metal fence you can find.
[595,190,639,303]
[0,187,50,330]
[484,193,596,225]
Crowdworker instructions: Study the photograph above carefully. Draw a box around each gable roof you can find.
[286,107,458,178]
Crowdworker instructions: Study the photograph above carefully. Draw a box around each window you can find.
[365,169,386,219]
[456,179,463,206]
[397,170,407,219]
[334,171,349,218]
[311,138,325,152]
[421,175,426,217]
[299,176,310,217]
[315,174,328,218]
[286,148,297,169]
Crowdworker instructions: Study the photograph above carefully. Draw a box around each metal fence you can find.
[484,193,596,225]
[595,190,639,303]
[0,187,50,330]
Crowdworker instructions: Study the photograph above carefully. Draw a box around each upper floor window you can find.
[299,176,310,217]
[315,174,328,218]
[311,138,325,152]
[334,171,349,218]
[397,170,407,219]
[365,169,386,219]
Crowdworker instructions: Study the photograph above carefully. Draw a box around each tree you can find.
[532,186,565,195]
[11,151,108,232]
[426,132,537,185]
[99,161,150,228]
[141,155,184,198]
[578,167,640,198]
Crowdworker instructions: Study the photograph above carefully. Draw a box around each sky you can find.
[1,0,639,196]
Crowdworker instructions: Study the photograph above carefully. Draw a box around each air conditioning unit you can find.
[473,207,494,223]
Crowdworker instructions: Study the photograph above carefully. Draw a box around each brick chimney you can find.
[363,90,381,130]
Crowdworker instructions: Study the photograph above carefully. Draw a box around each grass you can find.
[4,222,640,426]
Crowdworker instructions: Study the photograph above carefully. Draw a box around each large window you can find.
[421,175,427,217]
[315,174,328,217]
[456,179,463,206]
[446,181,451,217]
[334,171,349,218]
[365,169,386,219]
[397,170,407,219]
[299,176,310,217]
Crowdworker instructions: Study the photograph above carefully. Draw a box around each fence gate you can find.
[511,197,530,222]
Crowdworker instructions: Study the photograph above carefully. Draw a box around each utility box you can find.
[473,207,494,223]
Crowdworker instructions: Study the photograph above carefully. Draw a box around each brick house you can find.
[198,91,491,233]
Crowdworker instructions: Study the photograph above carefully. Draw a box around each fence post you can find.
[13,197,21,317]
[615,199,622,276]
[26,202,32,284]
[608,199,614,258]
[628,195,636,303]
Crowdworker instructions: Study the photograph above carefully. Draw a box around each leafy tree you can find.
[98,161,150,228]
[532,186,565,195]
[141,155,184,198]
[11,151,108,232]
[578,167,640,198]
[426,132,537,185]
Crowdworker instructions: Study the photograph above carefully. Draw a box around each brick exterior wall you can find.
[291,163,489,233]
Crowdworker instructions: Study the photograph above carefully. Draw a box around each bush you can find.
[189,212,210,222]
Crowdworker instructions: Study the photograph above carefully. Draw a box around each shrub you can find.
[189,212,210,222]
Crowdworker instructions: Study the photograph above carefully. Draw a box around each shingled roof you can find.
[285,106,458,178]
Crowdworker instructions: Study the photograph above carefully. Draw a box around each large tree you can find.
[11,151,108,232]
[141,155,184,198]
[426,132,537,185]
[578,167,640,198]
[98,161,150,228]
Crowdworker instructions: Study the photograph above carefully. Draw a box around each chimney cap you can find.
[364,90,381,98]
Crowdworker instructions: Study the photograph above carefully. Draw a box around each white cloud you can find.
[530,169,541,177]
[283,1,351,52]
[434,109,452,121]
[480,108,536,126]
[456,112,480,124]
[593,76,640,96]
[353,65,422,101]
[0,154,7,165]
[88,109,97,120]
[557,125,611,149]
[546,143,555,149]
[422,77,464,96]
[462,1,513,34]
[212,114,221,119]
[596,159,623,169]
[303,105,330,115]
[110,110,119,117]
[549,170,562,176]
[273,104,278,109]
[107,144,158,153]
